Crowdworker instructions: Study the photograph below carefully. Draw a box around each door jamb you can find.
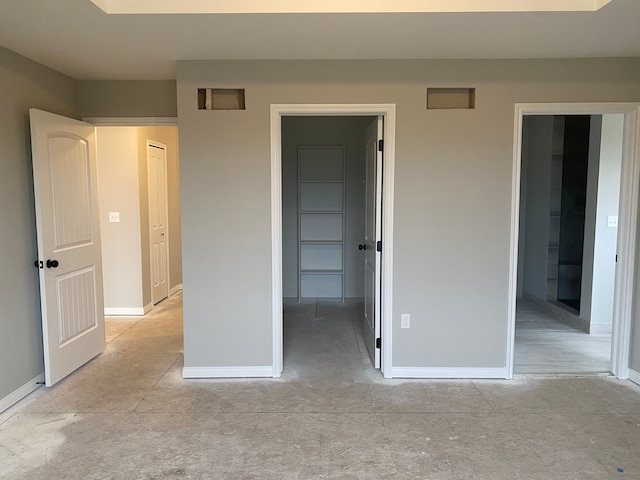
[507,102,640,379]
[270,104,396,378]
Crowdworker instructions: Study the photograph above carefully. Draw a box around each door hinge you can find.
[376,338,381,349]
[376,240,382,252]
[378,139,384,152]
[615,254,618,263]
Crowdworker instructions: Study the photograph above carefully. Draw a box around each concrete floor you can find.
[2,293,640,479]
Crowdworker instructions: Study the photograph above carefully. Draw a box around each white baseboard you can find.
[0,373,44,414]
[391,367,509,379]
[182,366,273,378]
[143,302,153,314]
[629,369,640,386]
[169,284,183,296]
[104,307,146,316]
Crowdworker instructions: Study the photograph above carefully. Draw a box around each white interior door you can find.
[148,143,169,304]
[363,117,383,368]
[30,109,105,387]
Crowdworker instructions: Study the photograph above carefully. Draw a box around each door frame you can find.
[270,104,397,378]
[147,140,171,305]
[507,102,640,379]
[84,117,180,312]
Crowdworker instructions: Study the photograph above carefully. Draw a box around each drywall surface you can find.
[580,115,603,322]
[591,114,623,325]
[77,80,177,118]
[520,116,554,301]
[96,127,144,311]
[176,58,640,371]
[282,116,370,299]
[0,46,78,405]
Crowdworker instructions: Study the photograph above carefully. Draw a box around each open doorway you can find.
[270,104,397,379]
[508,103,640,379]
[516,114,623,374]
[280,116,376,376]
[94,125,182,316]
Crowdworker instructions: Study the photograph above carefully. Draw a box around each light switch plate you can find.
[109,212,120,223]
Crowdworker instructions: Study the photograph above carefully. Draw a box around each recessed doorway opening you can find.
[508,103,640,379]
[270,104,397,379]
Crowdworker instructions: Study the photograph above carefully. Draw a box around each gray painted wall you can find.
[282,116,370,299]
[177,58,640,372]
[0,46,78,404]
[77,80,177,118]
[520,116,554,301]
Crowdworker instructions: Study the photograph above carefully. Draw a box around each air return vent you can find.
[427,88,475,110]
[197,88,246,110]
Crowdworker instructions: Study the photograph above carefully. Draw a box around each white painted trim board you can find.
[629,369,640,386]
[392,367,508,379]
[182,367,273,378]
[104,307,146,316]
[0,374,44,414]
[169,284,183,296]
[83,117,178,126]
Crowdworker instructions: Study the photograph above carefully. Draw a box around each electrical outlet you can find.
[401,314,410,329]
[108,212,120,223]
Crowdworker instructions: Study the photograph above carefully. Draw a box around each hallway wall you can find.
[97,126,182,313]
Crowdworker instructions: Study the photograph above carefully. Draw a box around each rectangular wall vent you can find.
[197,88,246,110]
[427,88,475,110]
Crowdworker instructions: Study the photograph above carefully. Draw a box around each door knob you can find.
[46,259,59,269]
[358,244,367,251]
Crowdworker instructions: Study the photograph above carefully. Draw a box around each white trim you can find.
[104,307,146,316]
[83,117,178,126]
[629,369,640,386]
[391,367,508,379]
[92,0,613,15]
[508,102,640,380]
[169,283,183,296]
[143,302,153,314]
[182,366,273,378]
[270,104,396,378]
[270,106,283,378]
[0,373,44,414]
[610,109,640,380]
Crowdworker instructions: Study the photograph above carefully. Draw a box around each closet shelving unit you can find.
[297,146,346,302]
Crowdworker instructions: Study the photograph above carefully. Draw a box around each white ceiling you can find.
[0,0,638,80]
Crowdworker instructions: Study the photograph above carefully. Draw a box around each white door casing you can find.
[148,142,169,305]
[363,117,383,368]
[30,109,105,387]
